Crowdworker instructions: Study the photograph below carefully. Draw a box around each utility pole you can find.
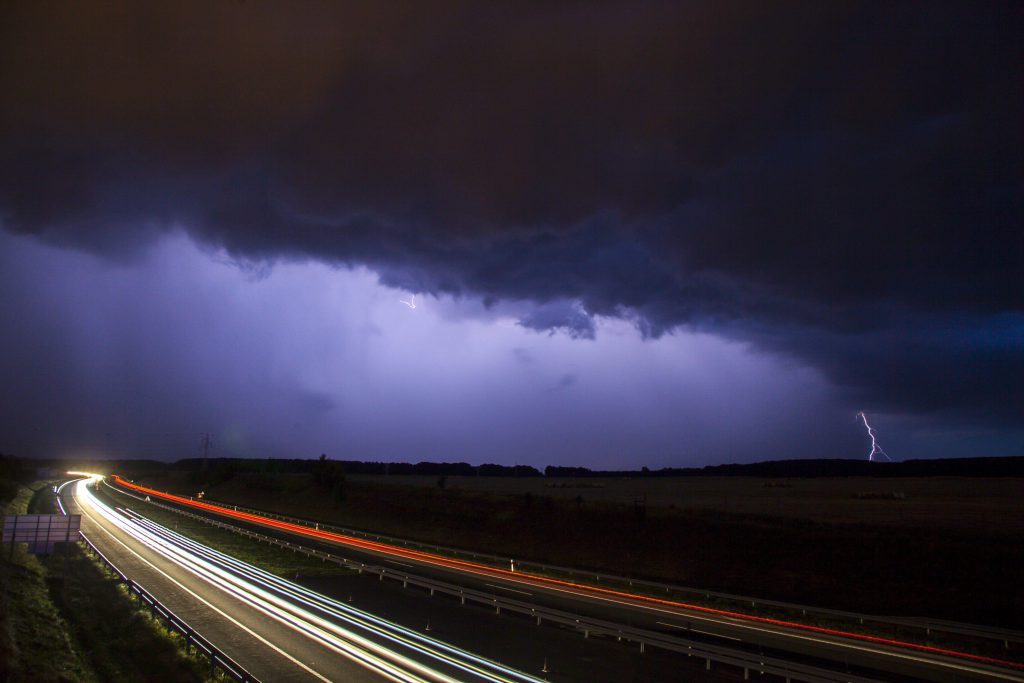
[201,433,212,471]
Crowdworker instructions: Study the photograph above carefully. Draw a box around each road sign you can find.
[3,514,81,555]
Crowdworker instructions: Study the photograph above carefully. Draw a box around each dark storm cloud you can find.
[1,2,1021,427]
[518,300,595,340]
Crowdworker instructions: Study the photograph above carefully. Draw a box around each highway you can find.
[106,475,1024,683]
[65,477,551,683]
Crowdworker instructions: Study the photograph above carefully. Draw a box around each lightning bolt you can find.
[857,411,893,462]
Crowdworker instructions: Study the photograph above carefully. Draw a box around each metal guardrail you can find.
[115,488,893,683]
[142,485,1024,649]
[75,521,261,683]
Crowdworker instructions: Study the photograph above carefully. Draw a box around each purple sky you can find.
[1,3,1021,465]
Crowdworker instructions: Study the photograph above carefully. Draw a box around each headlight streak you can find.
[55,477,77,514]
[79,482,541,683]
[110,475,1024,674]
[122,510,541,683]
[80,487,427,683]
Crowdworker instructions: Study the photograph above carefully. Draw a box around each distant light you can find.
[67,470,104,480]
[399,294,416,309]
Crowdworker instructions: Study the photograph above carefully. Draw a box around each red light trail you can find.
[111,475,1021,671]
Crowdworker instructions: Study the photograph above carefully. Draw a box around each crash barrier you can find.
[77,532,260,683]
[110,485,894,683]
[154,485,1023,650]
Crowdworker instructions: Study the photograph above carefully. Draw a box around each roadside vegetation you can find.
[0,455,225,682]
[0,478,95,683]
[44,543,215,683]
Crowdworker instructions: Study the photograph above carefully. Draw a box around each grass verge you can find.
[1,482,96,682]
[44,543,217,683]
[1,479,229,682]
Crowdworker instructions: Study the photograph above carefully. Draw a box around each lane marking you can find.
[485,584,533,597]
[108,478,1024,680]
[656,621,742,641]
[385,559,414,568]
[73,488,334,683]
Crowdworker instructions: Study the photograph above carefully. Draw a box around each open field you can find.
[132,469,1024,629]
[353,474,1024,532]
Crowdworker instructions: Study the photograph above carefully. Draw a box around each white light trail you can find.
[74,481,542,683]
[857,411,893,462]
[399,295,417,309]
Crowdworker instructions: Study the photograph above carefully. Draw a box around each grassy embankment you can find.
[135,469,1024,634]
[0,479,217,683]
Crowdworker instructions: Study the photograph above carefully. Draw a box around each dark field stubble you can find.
[135,471,1024,629]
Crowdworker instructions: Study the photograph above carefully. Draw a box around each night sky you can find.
[1,2,1021,466]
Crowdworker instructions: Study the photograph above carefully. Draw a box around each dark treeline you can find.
[0,452,33,504]
[176,456,1024,478]
[548,457,1024,478]
[18,457,167,474]
[3,453,1023,480]
[174,457,543,478]
[692,457,1024,478]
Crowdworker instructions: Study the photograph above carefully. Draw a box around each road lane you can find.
[69,478,547,683]
[106,475,1024,683]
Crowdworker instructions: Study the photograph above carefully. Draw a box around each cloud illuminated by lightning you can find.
[857,411,893,462]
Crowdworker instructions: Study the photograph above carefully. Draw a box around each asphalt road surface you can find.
[69,478,744,682]
[103,476,1024,683]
